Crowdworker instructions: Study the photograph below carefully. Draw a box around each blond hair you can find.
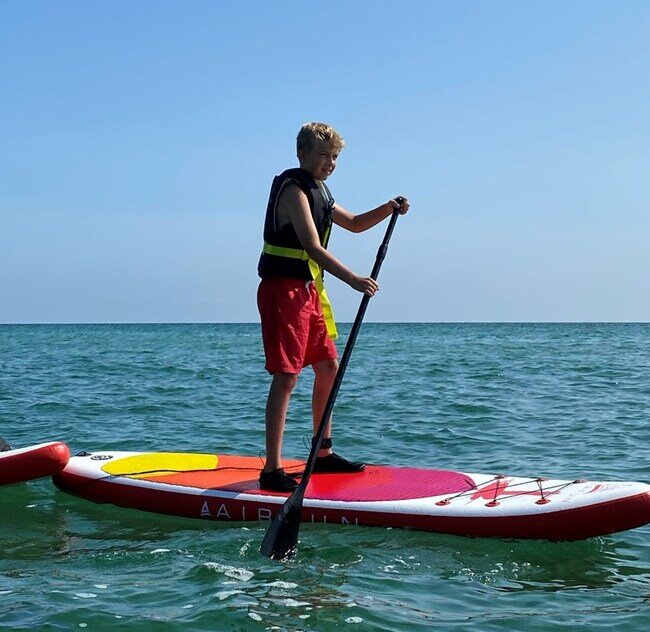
[296,122,345,153]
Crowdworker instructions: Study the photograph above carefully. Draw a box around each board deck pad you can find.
[101,452,219,478]
[103,453,476,501]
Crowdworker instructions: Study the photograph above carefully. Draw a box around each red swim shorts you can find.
[257,277,338,374]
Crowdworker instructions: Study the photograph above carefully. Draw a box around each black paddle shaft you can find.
[260,202,403,560]
[304,207,401,477]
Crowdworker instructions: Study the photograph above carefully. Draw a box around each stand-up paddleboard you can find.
[0,442,70,486]
[53,451,650,540]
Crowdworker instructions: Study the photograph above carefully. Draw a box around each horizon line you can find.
[2,321,649,326]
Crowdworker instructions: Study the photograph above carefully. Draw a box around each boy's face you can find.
[298,141,339,181]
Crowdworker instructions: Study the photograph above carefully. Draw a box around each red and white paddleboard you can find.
[53,451,650,541]
[0,442,70,486]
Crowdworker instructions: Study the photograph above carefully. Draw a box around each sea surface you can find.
[1,323,649,630]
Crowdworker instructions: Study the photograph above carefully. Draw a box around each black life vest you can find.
[257,168,334,280]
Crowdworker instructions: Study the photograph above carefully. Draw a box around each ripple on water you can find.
[202,562,255,582]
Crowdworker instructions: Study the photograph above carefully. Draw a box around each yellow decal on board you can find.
[101,452,218,479]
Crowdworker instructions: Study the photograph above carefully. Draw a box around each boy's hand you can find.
[389,196,410,215]
[350,275,379,297]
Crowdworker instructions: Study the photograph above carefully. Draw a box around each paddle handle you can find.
[302,204,402,480]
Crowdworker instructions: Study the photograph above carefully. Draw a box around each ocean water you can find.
[1,323,649,630]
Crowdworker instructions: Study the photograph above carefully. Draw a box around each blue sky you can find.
[1,1,649,323]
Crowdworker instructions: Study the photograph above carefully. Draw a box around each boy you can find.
[257,122,409,491]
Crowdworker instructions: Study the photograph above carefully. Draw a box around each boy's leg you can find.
[312,358,338,457]
[263,371,298,473]
[311,358,365,473]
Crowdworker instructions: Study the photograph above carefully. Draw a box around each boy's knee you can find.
[273,372,299,392]
[314,359,338,380]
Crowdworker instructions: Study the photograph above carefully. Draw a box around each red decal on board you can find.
[469,479,561,503]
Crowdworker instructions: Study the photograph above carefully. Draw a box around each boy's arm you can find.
[278,185,378,296]
[332,197,409,233]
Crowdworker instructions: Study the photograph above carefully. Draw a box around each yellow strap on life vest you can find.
[262,243,338,339]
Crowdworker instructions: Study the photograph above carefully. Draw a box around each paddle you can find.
[260,199,404,560]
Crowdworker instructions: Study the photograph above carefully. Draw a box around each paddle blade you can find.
[260,487,305,560]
